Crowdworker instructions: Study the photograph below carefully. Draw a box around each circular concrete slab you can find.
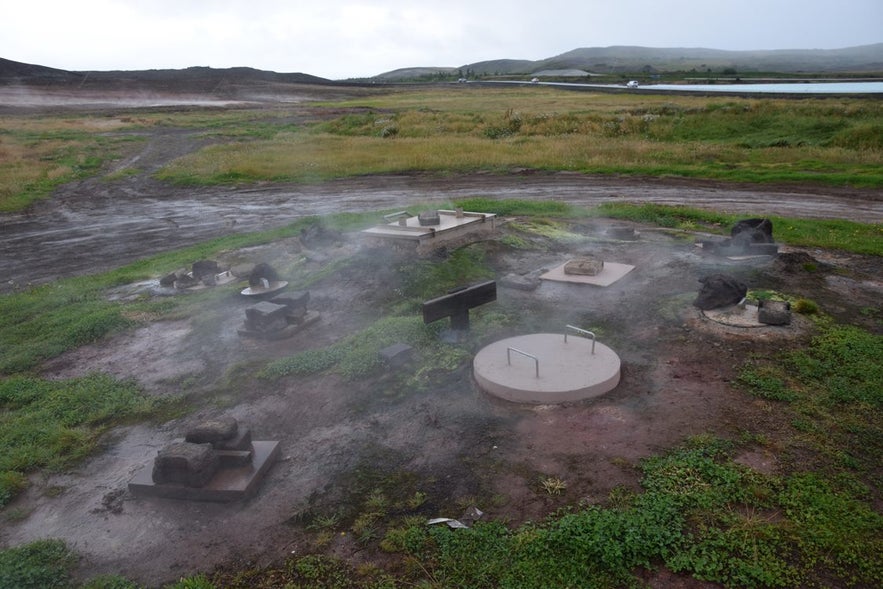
[473,333,621,404]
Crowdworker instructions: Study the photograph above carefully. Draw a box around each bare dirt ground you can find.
[1,86,882,587]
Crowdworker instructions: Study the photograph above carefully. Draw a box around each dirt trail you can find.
[2,170,881,292]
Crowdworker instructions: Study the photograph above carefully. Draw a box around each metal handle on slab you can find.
[507,347,539,378]
[564,325,596,354]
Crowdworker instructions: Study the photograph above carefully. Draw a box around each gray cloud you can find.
[2,0,880,79]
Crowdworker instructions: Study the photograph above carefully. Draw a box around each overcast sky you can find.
[2,1,881,79]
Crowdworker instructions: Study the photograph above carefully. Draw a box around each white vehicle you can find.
[626,80,639,88]
[530,77,540,84]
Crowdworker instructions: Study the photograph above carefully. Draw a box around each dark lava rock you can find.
[191,260,220,279]
[152,442,219,487]
[694,274,748,310]
[249,262,279,287]
[731,218,774,247]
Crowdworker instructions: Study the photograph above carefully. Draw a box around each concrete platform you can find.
[361,210,496,253]
[473,333,621,404]
[540,261,635,287]
[129,441,280,502]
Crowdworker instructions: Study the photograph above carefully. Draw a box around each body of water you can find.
[628,81,883,94]
[490,80,883,95]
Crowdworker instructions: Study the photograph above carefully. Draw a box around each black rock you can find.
[694,274,748,310]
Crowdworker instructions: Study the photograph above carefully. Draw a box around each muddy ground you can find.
[1,86,882,587]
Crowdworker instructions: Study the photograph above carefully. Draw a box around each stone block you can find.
[758,300,791,325]
[245,301,289,331]
[564,257,604,276]
[213,428,253,451]
[152,442,219,488]
[185,417,238,444]
[380,343,414,368]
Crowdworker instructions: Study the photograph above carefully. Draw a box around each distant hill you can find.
[4,44,882,87]
[0,58,330,90]
[378,44,883,79]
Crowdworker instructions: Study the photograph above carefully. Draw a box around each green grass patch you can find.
[0,539,77,588]
[259,315,469,383]
[595,202,882,255]
[150,90,883,189]
[0,373,158,506]
[740,322,882,480]
[0,218,326,375]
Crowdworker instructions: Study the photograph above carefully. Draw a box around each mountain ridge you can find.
[2,43,882,84]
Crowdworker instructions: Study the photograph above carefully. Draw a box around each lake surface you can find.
[629,81,883,94]
[535,81,883,95]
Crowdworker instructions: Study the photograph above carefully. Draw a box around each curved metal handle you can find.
[507,347,539,378]
[564,324,596,354]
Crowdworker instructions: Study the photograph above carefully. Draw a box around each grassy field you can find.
[2,88,882,212]
[156,89,883,188]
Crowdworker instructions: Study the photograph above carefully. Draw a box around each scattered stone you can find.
[771,251,826,274]
[418,210,441,226]
[239,290,319,339]
[299,223,342,248]
[231,263,256,278]
[694,274,747,310]
[380,343,414,368]
[191,260,220,280]
[272,291,310,319]
[758,299,792,325]
[244,301,289,332]
[701,218,778,257]
[564,257,604,276]
[152,442,219,488]
[172,273,199,289]
[159,271,180,287]
[131,417,280,501]
[731,218,774,246]
[185,417,238,444]
[249,263,279,286]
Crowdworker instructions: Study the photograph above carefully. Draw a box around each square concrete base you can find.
[540,261,635,287]
[129,441,280,502]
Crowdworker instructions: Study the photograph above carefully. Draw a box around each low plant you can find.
[792,298,819,314]
[81,574,142,588]
[0,373,157,506]
[0,539,77,589]
[540,476,567,496]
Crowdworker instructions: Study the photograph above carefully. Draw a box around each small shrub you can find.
[540,477,567,496]
[0,470,27,506]
[792,298,819,314]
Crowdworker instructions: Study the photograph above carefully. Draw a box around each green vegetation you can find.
[740,321,882,477]
[0,116,147,212]
[593,203,883,255]
[0,539,77,588]
[0,82,880,587]
[261,245,496,384]
[0,373,158,507]
[80,438,881,588]
[154,89,883,189]
[4,89,882,213]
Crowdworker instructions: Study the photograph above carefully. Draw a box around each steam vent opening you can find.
[473,328,621,404]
